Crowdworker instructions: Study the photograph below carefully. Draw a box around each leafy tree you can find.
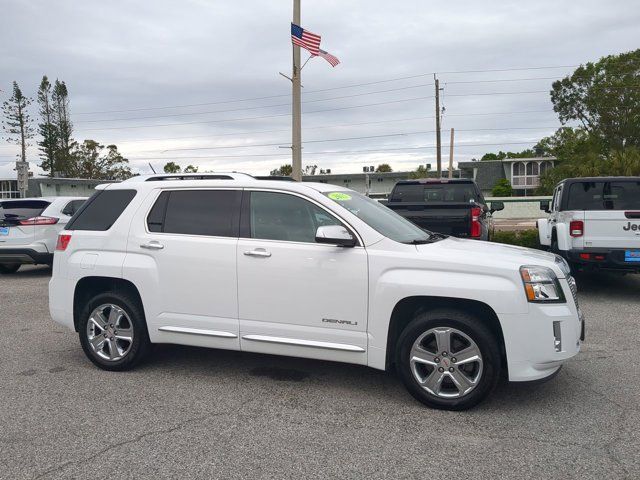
[550,49,640,151]
[304,164,318,175]
[408,165,429,179]
[375,163,393,172]
[67,140,131,180]
[52,80,73,174]
[1,81,34,162]
[184,164,198,173]
[163,162,181,173]
[270,164,293,176]
[37,76,58,176]
[481,149,541,161]
[491,178,513,197]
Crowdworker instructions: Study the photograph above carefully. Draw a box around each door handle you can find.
[244,248,271,258]
[140,241,164,250]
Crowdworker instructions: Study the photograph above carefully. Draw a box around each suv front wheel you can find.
[78,292,151,371]
[396,308,501,410]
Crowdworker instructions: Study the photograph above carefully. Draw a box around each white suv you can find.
[49,173,583,410]
[0,196,87,274]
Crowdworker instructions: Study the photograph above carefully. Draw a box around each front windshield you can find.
[323,191,431,244]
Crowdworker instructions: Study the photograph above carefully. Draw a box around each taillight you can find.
[470,207,482,238]
[19,216,59,226]
[570,220,584,237]
[55,233,72,251]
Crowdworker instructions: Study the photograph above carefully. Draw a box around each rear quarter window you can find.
[66,190,136,231]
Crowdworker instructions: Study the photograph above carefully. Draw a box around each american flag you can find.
[291,23,321,56]
[318,49,340,67]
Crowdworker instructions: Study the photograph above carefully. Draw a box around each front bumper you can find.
[567,248,640,273]
[500,277,584,382]
[0,248,53,265]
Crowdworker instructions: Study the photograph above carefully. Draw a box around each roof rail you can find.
[122,172,255,183]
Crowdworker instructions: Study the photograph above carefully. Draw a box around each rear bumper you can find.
[0,248,53,265]
[566,248,640,273]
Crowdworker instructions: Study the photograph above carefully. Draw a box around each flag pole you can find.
[291,0,302,181]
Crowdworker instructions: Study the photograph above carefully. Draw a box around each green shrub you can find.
[492,229,540,249]
[491,178,513,197]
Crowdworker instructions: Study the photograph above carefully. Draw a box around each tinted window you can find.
[567,181,640,210]
[152,190,241,237]
[67,190,136,231]
[390,183,479,203]
[62,199,86,216]
[250,191,343,243]
[0,200,50,220]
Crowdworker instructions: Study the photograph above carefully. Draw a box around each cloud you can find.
[1,0,638,178]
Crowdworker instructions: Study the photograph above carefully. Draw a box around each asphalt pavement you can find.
[0,265,638,479]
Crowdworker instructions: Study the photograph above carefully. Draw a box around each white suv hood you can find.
[416,237,568,278]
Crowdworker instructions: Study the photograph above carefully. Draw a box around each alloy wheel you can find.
[409,327,483,399]
[86,304,134,361]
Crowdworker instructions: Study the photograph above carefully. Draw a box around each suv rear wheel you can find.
[0,263,21,274]
[396,308,501,410]
[78,291,150,371]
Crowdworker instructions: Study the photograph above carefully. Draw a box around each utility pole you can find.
[448,128,454,179]
[434,74,442,178]
[291,0,302,181]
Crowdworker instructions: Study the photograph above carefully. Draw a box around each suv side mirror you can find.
[540,200,550,213]
[315,225,357,247]
[490,201,504,213]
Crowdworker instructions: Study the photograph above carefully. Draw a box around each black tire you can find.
[78,291,151,371]
[0,263,21,274]
[395,308,501,411]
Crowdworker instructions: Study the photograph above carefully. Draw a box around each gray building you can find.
[458,157,556,196]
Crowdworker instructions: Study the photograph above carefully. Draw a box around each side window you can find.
[62,199,86,216]
[146,190,241,237]
[249,191,343,243]
[554,186,563,211]
[67,190,136,231]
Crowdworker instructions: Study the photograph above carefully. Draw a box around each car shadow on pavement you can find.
[2,264,52,278]
[139,343,579,412]
[573,270,640,298]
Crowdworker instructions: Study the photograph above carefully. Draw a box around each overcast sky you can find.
[1,0,638,178]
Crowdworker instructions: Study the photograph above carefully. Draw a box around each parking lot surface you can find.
[1,266,638,479]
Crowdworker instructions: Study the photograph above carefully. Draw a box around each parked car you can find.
[0,196,87,274]
[382,179,504,240]
[537,177,640,273]
[49,173,583,410]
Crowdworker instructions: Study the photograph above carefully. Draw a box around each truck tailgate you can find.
[583,211,640,249]
[387,204,471,236]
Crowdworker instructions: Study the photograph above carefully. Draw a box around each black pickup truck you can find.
[382,179,504,240]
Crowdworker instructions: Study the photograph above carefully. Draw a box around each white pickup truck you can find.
[537,176,640,273]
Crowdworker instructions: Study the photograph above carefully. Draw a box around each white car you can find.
[49,173,583,410]
[537,176,640,273]
[0,196,87,274]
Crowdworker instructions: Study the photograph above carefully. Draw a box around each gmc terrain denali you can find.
[49,173,584,410]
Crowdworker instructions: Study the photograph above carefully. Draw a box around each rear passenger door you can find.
[125,188,242,350]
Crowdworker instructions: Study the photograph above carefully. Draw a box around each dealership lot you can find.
[1,267,638,479]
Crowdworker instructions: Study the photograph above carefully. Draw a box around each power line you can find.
[123,141,543,162]
[74,64,583,116]
[75,83,437,124]
[149,125,564,153]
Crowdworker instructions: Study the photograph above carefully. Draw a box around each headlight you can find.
[520,266,566,303]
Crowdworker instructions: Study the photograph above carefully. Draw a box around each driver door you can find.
[237,190,368,364]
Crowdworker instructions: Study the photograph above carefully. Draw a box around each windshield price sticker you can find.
[328,192,352,201]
